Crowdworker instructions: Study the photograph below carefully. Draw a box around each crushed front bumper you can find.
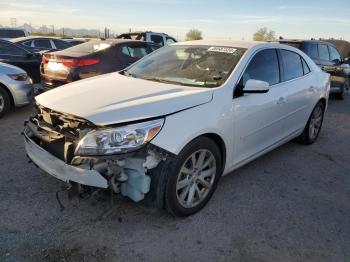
[24,132,108,188]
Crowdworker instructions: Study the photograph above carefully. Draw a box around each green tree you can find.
[253,27,276,41]
[186,29,203,41]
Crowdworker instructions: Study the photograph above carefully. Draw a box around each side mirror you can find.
[243,79,270,94]
[332,58,341,64]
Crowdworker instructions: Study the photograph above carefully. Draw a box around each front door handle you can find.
[276,97,286,104]
[309,86,317,92]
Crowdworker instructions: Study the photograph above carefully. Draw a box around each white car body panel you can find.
[34,40,330,177]
[151,42,330,175]
[35,73,213,126]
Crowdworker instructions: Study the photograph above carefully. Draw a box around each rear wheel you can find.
[297,102,325,145]
[155,137,223,217]
[334,89,344,100]
[0,87,11,118]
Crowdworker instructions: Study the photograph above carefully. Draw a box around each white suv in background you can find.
[117,31,177,46]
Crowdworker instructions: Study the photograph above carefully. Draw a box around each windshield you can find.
[123,45,246,88]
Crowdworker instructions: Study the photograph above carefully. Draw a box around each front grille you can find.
[26,104,95,163]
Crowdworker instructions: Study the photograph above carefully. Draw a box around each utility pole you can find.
[62,28,65,37]
[10,18,17,27]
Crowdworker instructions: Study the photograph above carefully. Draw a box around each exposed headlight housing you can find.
[7,73,28,81]
[75,119,164,156]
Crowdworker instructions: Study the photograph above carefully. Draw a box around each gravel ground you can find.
[0,94,349,262]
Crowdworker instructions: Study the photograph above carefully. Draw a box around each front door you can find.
[231,48,289,166]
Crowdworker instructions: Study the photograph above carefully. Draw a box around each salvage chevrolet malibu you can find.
[24,40,330,217]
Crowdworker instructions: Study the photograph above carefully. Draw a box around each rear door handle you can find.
[276,97,286,104]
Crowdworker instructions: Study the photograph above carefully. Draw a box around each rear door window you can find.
[33,39,52,49]
[150,35,165,46]
[240,48,280,86]
[280,49,304,81]
[318,44,330,61]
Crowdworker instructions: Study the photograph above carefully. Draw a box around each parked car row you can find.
[40,39,161,91]
[11,37,73,53]
[0,31,179,117]
[0,62,33,117]
[275,39,350,99]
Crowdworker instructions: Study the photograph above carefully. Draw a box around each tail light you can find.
[59,57,100,68]
[41,55,48,64]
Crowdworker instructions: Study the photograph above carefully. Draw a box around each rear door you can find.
[278,49,316,135]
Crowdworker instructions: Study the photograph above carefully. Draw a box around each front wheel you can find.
[161,137,222,217]
[297,101,325,145]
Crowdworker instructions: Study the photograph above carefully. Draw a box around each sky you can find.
[0,0,349,41]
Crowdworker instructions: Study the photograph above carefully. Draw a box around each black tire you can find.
[297,101,325,145]
[334,90,344,100]
[0,87,11,118]
[155,137,223,217]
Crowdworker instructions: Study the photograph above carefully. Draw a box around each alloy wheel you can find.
[309,105,323,140]
[0,94,4,113]
[176,149,217,208]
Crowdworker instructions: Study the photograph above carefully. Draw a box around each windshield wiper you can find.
[121,70,137,78]
[140,77,179,85]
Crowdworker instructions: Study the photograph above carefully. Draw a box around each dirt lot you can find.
[0,95,349,262]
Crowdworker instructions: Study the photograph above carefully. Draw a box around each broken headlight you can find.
[75,119,164,156]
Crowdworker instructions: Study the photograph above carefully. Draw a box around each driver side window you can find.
[235,49,280,96]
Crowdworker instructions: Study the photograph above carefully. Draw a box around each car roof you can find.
[92,39,154,45]
[10,36,66,43]
[172,40,279,49]
[274,39,332,45]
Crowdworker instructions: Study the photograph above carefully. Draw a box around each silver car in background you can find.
[0,62,34,118]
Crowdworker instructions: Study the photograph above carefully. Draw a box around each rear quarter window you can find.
[301,58,311,74]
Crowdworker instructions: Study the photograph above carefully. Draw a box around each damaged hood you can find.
[35,73,213,126]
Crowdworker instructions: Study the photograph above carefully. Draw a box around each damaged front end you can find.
[24,103,169,202]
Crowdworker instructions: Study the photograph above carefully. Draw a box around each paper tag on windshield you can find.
[208,47,237,54]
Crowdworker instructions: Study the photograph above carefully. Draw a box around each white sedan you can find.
[24,40,330,217]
